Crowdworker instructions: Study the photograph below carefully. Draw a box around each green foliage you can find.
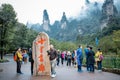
[0,58,9,63]
[95,16,120,55]
[9,22,38,50]
[59,41,77,51]
[97,30,120,55]
[50,38,60,49]
[11,22,28,49]
[98,35,116,54]
[0,4,17,59]
[102,17,120,36]
[0,4,17,23]
[0,3,38,54]
[26,28,38,48]
[113,30,120,42]
[112,30,120,55]
[76,34,97,46]
[102,55,120,69]
[50,38,77,51]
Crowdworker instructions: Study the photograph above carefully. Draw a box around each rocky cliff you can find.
[27,0,119,41]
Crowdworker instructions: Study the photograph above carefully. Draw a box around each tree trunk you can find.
[0,25,4,59]
[0,40,4,59]
[0,50,3,59]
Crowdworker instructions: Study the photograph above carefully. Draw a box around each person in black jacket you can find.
[28,48,34,75]
[88,46,95,72]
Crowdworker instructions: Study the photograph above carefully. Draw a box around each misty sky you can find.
[0,0,104,24]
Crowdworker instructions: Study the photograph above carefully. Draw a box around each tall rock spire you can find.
[100,0,118,29]
[42,9,50,31]
[85,0,90,4]
[102,0,118,20]
[60,12,68,29]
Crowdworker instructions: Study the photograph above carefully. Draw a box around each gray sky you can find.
[0,0,104,24]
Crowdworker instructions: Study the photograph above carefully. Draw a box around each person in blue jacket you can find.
[84,45,90,71]
[76,45,83,72]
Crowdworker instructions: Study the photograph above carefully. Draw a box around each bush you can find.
[0,59,9,63]
[102,55,120,69]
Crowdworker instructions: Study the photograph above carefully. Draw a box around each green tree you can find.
[102,17,120,36]
[9,23,38,50]
[50,38,59,49]
[112,30,120,55]
[98,35,117,54]
[26,28,38,48]
[11,22,27,49]
[50,38,77,51]
[59,42,77,51]
[0,4,17,59]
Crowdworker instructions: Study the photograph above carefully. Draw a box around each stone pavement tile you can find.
[30,75,51,80]
[51,65,120,80]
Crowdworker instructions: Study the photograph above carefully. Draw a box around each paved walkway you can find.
[0,55,120,80]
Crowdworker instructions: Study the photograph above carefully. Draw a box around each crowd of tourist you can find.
[14,44,103,78]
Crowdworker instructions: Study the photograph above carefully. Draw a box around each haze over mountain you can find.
[27,0,120,41]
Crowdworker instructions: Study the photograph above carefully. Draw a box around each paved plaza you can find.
[0,55,120,80]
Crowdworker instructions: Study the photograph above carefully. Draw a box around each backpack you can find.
[13,53,18,61]
[99,54,104,61]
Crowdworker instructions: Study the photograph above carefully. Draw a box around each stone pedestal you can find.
[32,32,50,76]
